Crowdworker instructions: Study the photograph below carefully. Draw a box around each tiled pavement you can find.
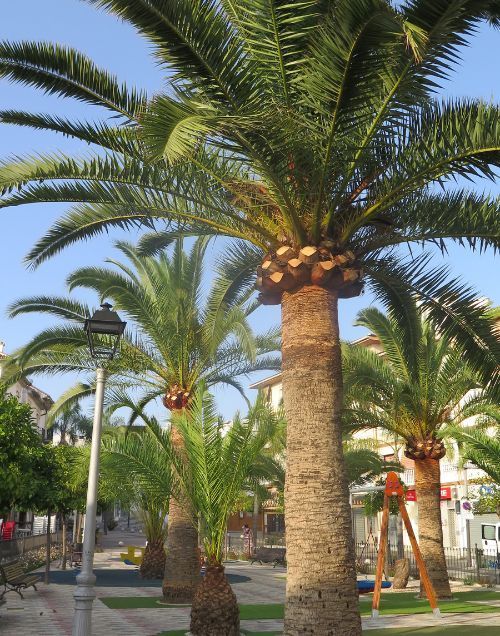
[3,540,500,635]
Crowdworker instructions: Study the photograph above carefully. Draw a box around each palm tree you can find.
[2,2,500,630]
[50,402,93,445]
[98,426,172,579]
[343,297,499,598]
[5,239,279,601]
[452,424,500,485]
[147,388,281,635]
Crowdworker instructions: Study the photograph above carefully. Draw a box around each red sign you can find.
[405,487,451,502]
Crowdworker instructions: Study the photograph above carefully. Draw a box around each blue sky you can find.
[0,1,499,421]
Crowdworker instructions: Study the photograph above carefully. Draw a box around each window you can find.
[482,525,496,540]
[267,514,285,533]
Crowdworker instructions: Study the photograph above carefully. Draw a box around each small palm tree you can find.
[5,239,279,601]
[343,297,499,598]
[2,2,500,629]
[147,388,281,636]
[98,426,172,579]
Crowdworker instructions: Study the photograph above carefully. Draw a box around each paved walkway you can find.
[2,534,500,635]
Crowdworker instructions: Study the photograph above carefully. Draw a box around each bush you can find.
[107,518,118,531]
[19,544,62,573]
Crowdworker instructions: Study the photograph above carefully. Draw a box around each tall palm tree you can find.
[343,298,499,598]
[2,2,500,630]
[5,239,279,601]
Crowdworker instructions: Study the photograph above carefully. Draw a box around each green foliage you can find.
[4,239,280,422]
[0,387,51,513]
[0,388,84,515]
[470,478,500,516]
[0,1,498,388]
[343,294,499,446]
[453,425,500,486]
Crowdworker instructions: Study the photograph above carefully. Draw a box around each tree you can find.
[50,403,93,445]
[151,388,281,636]
[0,387,53,515]
[343,297,499,598]
[5,238,279,601]
[453,424,500,486]
[96,426,172,579]
[2,1,500,630]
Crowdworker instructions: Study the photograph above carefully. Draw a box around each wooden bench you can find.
[251,547,286,568]
[70,543,83,568]
[0,561,40,600]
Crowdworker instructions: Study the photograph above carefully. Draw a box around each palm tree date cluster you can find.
[404,436,447,461]
[163,385,191,411]
[256,244,363,304]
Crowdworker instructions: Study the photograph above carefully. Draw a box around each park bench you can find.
[70,542,83,568]
[251,547,286,568]
[0,561,40,600]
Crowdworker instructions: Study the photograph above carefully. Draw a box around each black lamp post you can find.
[84,302,126,360]
[73,303,125,636]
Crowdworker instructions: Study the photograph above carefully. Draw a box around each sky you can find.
[0,1,499,421]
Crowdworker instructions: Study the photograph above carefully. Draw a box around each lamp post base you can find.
[72,571,97,635]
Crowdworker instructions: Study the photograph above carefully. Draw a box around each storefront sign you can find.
[405,487,452,502]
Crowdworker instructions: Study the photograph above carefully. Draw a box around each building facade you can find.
[0,341,53,440]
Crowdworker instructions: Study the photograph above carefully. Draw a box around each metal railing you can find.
[0,531,61,564]
[355,541,500,584]
[224,532,286,558]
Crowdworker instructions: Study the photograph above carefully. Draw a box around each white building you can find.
[0,341,54,440]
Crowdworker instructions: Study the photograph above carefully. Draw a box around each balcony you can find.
[402,462,485,486]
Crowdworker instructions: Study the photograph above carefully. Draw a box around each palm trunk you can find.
[252,493,259,552]
[281,286,361,635]
[140,538,166,579]
[190,563,239,635]
[396,513,404,560]
[61,514,67,570]
[45,508,52,585]
[414,458,452,598]
[162,424,201,602]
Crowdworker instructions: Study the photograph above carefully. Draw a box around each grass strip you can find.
[99,597,283,617]
[359,590,500,616]
[365,627,500,636]
[99,597,189,609]
[102,590,500,618]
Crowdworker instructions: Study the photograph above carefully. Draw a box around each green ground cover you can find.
[359,590,500,616]
[103,590,500,616]
[100,597,284,617]
[157,627,500,636]
[366,627,500,636]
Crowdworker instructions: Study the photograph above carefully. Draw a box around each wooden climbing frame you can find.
[372,471,441,619]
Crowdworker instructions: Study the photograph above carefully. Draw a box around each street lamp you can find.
[73,303,126,636]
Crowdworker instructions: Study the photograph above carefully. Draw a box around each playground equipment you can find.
[372,472,440,619]
[119,546,145,566]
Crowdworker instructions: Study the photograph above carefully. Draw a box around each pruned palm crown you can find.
[0,4,499,315]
